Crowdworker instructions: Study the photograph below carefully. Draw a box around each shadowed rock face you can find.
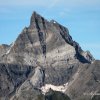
[65,60,100,100]
[45,90,71,100]
[0,63,34,100]
[0,12,98,100]
[11,67,45,100]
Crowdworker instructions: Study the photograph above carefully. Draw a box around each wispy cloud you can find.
[0,0,100,15]
[0,0,45,6]
[0,0,100,7]
[48,0,60,8]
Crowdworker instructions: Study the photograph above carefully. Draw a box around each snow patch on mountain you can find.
[41,83,68,94]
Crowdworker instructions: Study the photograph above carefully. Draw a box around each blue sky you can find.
[0,0,100,59]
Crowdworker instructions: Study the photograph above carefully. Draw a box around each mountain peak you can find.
[31,11,42,20]
[0,12,94,65]
[30,11,47,30]
[0,11,98,100]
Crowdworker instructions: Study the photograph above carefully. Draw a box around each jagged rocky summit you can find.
[0,12,99,100]
[0,12,94,65]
